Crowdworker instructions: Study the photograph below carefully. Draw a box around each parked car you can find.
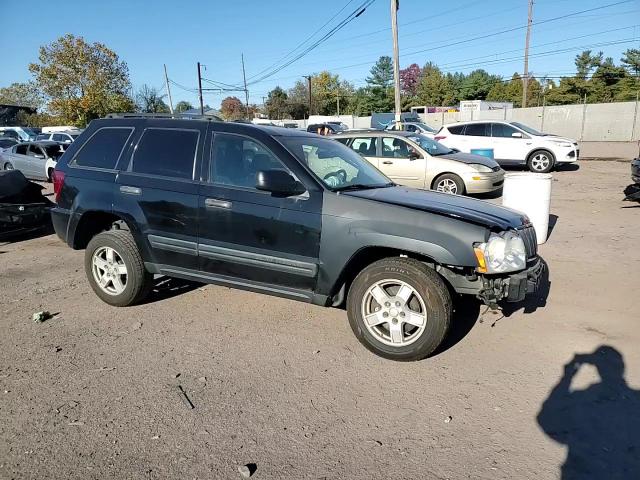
[1,141,66,181]
[335,131,504,195]
[0,170,53,239]
[385,121,437,138]
[36,131,82,143]
[434,121,579,173]
[0,126,37,142]
[51,116,543,361]
[0,137,18,150]
[307,123,343,135]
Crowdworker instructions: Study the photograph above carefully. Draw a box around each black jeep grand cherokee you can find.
[52,115,543,361]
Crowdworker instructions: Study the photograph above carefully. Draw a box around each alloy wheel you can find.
[91,246,128,296]
[436,178,458,194]
[531,153,551,171]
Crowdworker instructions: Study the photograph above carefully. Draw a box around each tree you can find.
[399,63,421,96]
[416,63,454,106]
[0,82,45,110]
[459,69,500,100]
[220,96,245,120]
[265,86,288,119]
[487,73,543,107]
[135,85,169,113]
[365,58,394,112]
[621,49,640,75]
[287,79,310,119]
[174,100,194,113]
[575,50,603,79]
[29,34,134,126]
[367,56,394,88]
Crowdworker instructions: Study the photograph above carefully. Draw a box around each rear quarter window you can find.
[447,125,465,135]
[72,127,133,169]
[130,128,199,180]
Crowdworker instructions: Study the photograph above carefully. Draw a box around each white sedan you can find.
[0,141,67,182]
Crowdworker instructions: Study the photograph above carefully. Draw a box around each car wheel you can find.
[84,229,153,307]
[433,173,465,195]
[347,257,452,361]
[527,150,555,173]
[4,162,13,171]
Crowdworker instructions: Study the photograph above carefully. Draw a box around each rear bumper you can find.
[51,207,72,245]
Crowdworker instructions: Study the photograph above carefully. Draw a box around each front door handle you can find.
[120,185,141,195]
[205,198,232,209]
[382,160,393,165]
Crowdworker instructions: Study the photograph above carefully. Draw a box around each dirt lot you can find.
[1,161,638,479]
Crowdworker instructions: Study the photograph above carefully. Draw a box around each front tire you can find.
[527,150,555,173]
[4,162,13,171]
[433,173,465,195]
[84,230,153,307]
[347,258,452,361]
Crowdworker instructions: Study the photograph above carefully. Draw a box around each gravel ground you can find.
[1,161,639,479]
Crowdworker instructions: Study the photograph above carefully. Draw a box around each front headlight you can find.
[550,140,573,148]
[474,231,526,274]
[469,163,493,173]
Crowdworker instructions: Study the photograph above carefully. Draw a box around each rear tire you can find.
[4,162,13,171]
[433,173,465,195]
[527,150,555,173]
[84,230,153,307]
[346,257,452,361]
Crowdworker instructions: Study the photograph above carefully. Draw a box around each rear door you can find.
[26,145,48,180]
[6,145,30,174]
[345,136,379,168]
[490,123,531,164]
[459,123,492,153]
[378,136,426,188]
[114,123,205,271]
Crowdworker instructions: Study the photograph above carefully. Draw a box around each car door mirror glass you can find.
[256,169,305,196]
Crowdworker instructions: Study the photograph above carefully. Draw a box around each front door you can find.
[378,137,426,188]
[489,123,531,164]
[114,124,204,271]
[198,131,322,292]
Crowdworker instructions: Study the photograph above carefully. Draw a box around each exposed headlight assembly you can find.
[474,231,526,274]
[469,163,493,173]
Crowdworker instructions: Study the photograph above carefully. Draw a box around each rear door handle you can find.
[205,198,232,209]
[120,185,141,195]
[382,161,393,165]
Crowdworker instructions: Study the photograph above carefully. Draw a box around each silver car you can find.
[0,141,66,182]
[335,131,504,195]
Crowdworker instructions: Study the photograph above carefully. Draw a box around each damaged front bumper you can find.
[0,202,52,239]
[477,258,545,306]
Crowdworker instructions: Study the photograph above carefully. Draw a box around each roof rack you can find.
[105,112,222,121]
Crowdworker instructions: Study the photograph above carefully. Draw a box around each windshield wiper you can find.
[333,182,395,192]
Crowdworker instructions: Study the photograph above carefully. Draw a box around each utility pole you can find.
[241,53,250,119]
[164,64,174,114]
[390,0,402,127]
[522,0,534,108]
[197,62,204,115]
[337,91,340,116]
[304,75,312,116]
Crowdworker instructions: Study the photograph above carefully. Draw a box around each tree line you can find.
[1,34,638,126]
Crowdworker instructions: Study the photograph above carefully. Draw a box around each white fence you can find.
[291,101,640,142]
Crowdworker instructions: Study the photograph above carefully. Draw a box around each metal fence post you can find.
[580,94,587,142]
[631,91,639,142]
[541,96,546,132]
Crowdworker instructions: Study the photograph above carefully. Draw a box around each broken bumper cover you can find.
[478,258,544,305]
[0,203,52,239]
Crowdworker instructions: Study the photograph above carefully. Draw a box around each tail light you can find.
[52,170,65,203]
[434,135,446,141]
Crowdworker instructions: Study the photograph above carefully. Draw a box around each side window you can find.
[27,145,43,157]
[350,137,377,156]
[492,123,520,138]
[210,133,289,189]
[382,137,410,158]
[447,125,465,135]
[15,145,28,155]
[73,127,133,169]
[406,124,417,132]
[131,128,199,180]
[52,133,64,142]
[464,123,490,137]
[334,138,349,145]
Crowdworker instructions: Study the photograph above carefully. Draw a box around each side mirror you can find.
[256,169,305,196]
[511,132,523,138]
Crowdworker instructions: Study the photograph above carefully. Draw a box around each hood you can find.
[343,186,528,230]
[437,151,499,168]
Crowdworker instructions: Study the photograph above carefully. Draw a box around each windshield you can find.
[279,136,392,190]
[510,122,544,136]
[43,145,65,159]
[408,134,453,156]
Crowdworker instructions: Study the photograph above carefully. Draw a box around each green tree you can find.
[364,57,394,112]
[174,100,193,113]
[366,56,394,88]
[265,86,288,119]
[416,62,454,106]
[0,82,45,109]
[487,73,543,107]
[575,50,603,79]
[135,84,169,113]
[459,69,500,100]
[621,48,640,75]
[287,79,310,118]
[29,34,134,126]
[220,96,245,120]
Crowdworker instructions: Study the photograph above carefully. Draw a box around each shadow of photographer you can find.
[537,345,640,479]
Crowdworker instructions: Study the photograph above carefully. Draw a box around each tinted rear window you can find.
[131,128,199,180]
[447,125,465,135]
[73,127,133,169]
[464,123,490,136]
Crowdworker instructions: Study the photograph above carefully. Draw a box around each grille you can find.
[519,225,538,259]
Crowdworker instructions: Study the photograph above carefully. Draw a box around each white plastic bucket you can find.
[502,172,553,244]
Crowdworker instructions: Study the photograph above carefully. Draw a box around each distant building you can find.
[0,104,37,126]
[459,100,513,112]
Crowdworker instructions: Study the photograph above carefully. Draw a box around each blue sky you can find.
[2,0,639,108]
